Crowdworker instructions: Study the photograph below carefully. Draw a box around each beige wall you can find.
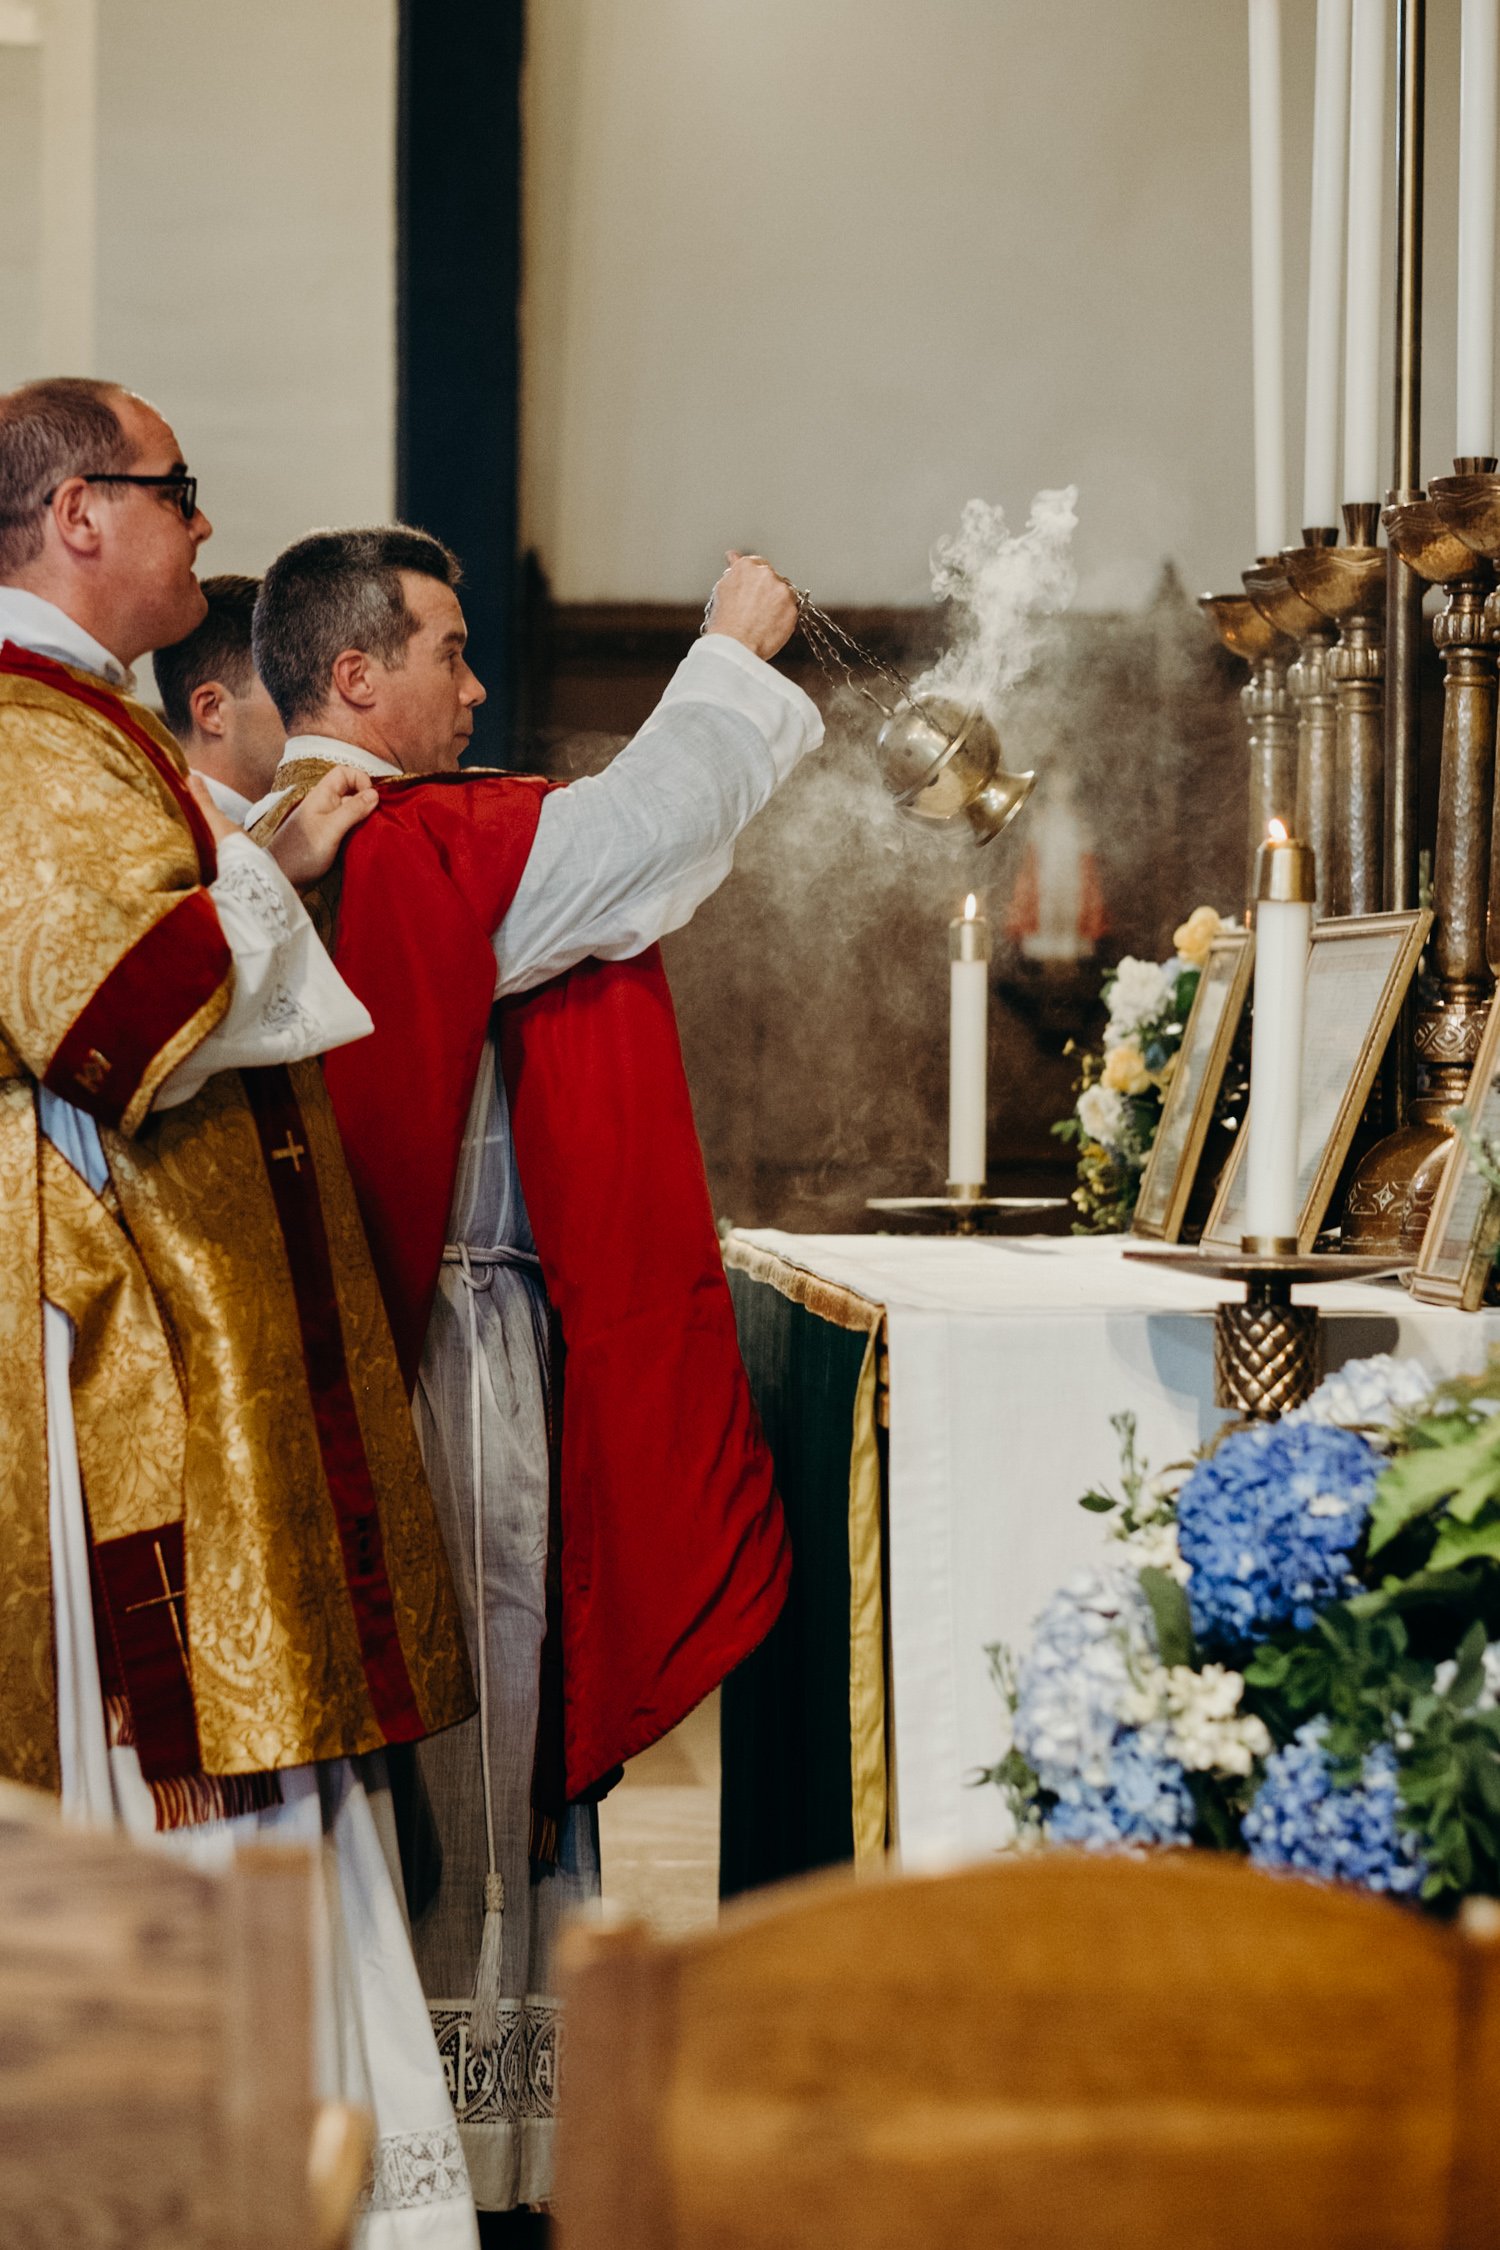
[523,0,1471,610]
[0,0,397,581]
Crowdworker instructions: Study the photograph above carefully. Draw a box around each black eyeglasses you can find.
[44,471,199,523]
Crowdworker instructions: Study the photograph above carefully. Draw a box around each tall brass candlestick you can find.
[1431,464,1500,966]
[1342,484,1497,1253]
[1285,508,1387,916]
[1198,593,1296,912]
[1244,540,1338,916]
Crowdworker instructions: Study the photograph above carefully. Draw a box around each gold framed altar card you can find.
[1201,909,1431,1255]
[1411,995,1500,1310]
[1132,927,1255,1243]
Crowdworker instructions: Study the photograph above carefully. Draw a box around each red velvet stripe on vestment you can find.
[0,641,219,879]
[90,1520,199,1781]
[240,1064,426,1741]
[43,889,231,1129]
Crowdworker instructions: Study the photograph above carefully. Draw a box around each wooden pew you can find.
[0,1779,369,2249]
[556,1848,1500,2250]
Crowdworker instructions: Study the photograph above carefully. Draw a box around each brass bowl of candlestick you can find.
[1382,495,1483,582]
[1429,470,1500,558]
[1242,562,1325,639]
[876,697,1036,845]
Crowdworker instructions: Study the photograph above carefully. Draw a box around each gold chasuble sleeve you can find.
[0,664,472,1805]
[0,679,232,1133]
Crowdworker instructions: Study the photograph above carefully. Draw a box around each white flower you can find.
[1284,1353,1434,1436]
[1077,1082,1127,1148]
[1119,1515,1190,1584]
[1120,1660,1272,1778]
[1104,956,1172,1043]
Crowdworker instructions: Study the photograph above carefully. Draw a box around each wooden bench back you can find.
[557,1849,1500,2250]
[0,1781,352,2250]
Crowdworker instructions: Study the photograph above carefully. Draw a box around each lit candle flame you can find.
[964,893,977,920]
[1267,817,1288,842]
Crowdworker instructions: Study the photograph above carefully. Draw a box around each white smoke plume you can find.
[914,485,1079,728]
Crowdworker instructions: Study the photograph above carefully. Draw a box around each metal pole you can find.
[1386,0,1425,917]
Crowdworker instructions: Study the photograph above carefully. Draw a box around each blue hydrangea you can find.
[1013,1567,1155,1793]
[1242,1721,1426,1896]
[1045,1730,1194,1850]
[1177,1420,1381,1650]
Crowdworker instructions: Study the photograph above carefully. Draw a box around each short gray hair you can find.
[253,524,462,729]
[0,378,134,575]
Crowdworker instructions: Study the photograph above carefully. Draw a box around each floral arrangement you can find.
[1053,905,1226,1234]
[985,1351,1500,1905]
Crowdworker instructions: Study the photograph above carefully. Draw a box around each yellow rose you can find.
[1102,1041,1151,1096]
[1173,904,1222,970]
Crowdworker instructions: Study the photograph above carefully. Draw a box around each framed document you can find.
[1132,927,1255,1243]
[1411,995,1500,1310]
[1201,909,1431,1254]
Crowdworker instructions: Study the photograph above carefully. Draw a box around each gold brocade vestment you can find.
[0,652,473,1802]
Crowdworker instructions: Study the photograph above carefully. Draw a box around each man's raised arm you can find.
[493,555,824,997]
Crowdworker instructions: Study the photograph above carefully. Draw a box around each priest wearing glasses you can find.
[0,378,486,2248]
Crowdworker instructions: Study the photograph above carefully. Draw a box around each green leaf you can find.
[1450,1620,1488,1708]
[1369,1419,1500,1553]
[1078,1491,1117,1515]
[1139,1565,1195,1668]
[1427,1511,1500,1573]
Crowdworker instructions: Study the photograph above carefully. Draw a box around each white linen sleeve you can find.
[493,634,824,997]
[152,832,373,1108]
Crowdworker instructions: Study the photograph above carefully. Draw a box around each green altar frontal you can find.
[720,1236,888,1899]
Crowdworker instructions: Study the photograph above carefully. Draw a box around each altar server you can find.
[249,526,821,2210]
[0,379,483,2249]
[154,571,286,821]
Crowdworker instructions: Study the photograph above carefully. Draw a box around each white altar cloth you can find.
[735,1231,1500,1870]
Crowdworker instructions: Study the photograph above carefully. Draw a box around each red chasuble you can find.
[320,774,790,1796]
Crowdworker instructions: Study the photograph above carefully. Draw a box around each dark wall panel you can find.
[397,0,524,760]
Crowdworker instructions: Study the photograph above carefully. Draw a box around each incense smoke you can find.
[913,485,1080,727]
[542,487,1245,1232]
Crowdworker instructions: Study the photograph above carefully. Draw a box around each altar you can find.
[719,1230,1500,1897]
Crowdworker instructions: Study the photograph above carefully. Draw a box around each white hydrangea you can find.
[1104,956,1172,1045]
[1284,1353,1434,1436]
[1118,1514,1190,1585]
[1077,1082,1127,1149]
[1119,1661,1272,1778]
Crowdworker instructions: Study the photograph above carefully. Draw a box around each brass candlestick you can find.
[1342,483,1497,1254]
[1198,593,1296,912]
[1285,506,1387,918]
[1123,1249,1402,1418]
[1432,464,1500,970]
[1244,539,1338,918]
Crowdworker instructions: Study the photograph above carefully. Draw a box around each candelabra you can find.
[1198,594,1295,911]
[1243,539,1338,917]
[1284,505,1387,918]
[1341,475,1497,1253]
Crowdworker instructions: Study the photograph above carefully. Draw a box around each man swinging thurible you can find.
[248,529,823,2213]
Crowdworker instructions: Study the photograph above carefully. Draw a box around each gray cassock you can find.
[252,634,825,2212]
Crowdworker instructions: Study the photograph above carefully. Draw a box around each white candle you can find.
[1303,0,1352,529]
[1242,822,1315,1250]
[1249,0,1288,555]
[948,893,989,1196]
[1343,0,1387,502]
[1458,0,1499,459]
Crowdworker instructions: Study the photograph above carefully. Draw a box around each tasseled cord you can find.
[455,1246,507,2060]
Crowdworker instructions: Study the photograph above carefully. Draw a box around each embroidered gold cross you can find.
[124,1538,189,1677]
[270,1130,307,1174]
